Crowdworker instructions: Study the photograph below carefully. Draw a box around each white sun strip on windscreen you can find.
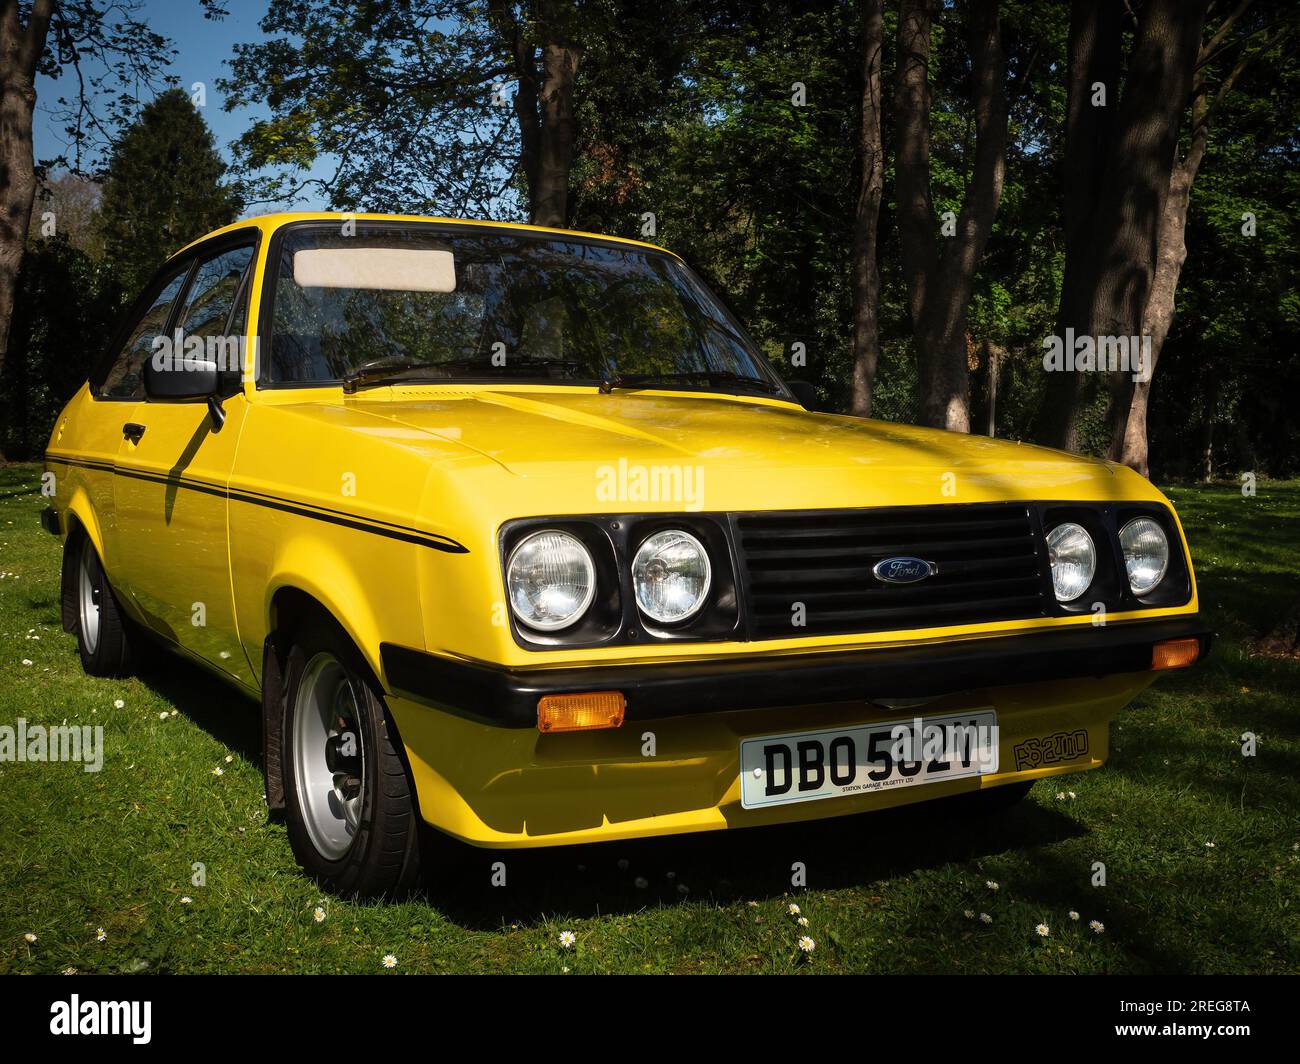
[292,247,457,292]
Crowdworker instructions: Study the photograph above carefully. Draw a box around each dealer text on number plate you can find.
[739,710,999,809]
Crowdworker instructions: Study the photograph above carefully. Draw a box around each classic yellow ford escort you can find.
[42,213,1209,896]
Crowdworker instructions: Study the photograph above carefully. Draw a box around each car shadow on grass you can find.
[129,644,1089,929]
[133,644,263,764]
[421,795,1088,931]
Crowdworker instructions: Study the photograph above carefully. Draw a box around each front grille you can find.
[733,504,1050,639]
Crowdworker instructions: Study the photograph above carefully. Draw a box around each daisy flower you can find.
[212,766,224,776]
[558,930,576,949]
[797,936,815,953]
[788,903,801,915]
[986,880,999,891]
[1089,920,1105,934]
[963,910,974,919]
[634,876,648,889]
[313,907,326,924]
[797,916,808,927]
[382,954,397,969]
[979,913,992,924]
[23,932,36,943]
[1068,911,1080,921]
[113,699,125,709]
[180,896,192,905]
[96,928,107,943]
[1035,924,1050,938]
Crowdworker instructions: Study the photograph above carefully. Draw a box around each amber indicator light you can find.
[537,691,627,732]
[1151,637,1200,671]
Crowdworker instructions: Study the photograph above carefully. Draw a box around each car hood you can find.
[287,387,1152,512]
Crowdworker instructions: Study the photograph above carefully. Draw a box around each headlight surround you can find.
[1046,521,1096,603]
[1120,517,1169,596]
[505,529,596,631]
[632,529,712,624]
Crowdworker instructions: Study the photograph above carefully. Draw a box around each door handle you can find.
[122,422,146,443]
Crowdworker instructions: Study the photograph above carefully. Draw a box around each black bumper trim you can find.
[381,617,1212,729]
[40,506,61,536]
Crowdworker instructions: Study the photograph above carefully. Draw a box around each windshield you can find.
[264,223,784,394]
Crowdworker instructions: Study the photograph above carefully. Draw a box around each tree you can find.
[29,172,103,256]
[222,0,694,227]
[0,234,119,459]
[0,0,56,453]
[1116,0,1298,475]
[894,0,1009,432]
[1032,0,1210,454]
[0,0,222,461]
[96,88,240,297]
[848,0,885,415]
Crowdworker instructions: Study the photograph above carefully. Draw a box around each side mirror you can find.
[785,379,819,411]
[145,351,219,400]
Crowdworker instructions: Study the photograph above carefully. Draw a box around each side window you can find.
[172,244,256,393]
[99,267,190,400]
[174,245,255,339]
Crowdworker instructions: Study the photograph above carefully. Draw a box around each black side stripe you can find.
[45,454,469,554]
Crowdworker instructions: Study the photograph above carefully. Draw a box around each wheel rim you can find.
[292,652,365,861]
[78,540,101,655]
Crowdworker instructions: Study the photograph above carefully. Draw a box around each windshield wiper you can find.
[598,369,780,395]
[342,356,428,393]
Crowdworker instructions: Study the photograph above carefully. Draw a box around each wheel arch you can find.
[261,583,388,815]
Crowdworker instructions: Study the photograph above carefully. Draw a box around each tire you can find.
[69,535,132,677]
[281,617,422,898]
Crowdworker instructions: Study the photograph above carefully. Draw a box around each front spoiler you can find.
[380,616,1211,730]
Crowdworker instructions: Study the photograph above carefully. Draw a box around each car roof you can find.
[172,211,677,261]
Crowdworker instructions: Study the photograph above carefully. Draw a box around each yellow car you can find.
[42,212,1209,896]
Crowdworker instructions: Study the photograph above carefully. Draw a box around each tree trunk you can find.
[1115,9,1284,475]
[1033,0,1122,452]
[848,0,884,417]
[531,41,580,229]
[0,0,53,461]
[895,0,1007,433]
[1117,157,1192,475]
[490,0,581,229]
[1035,0,1208,453]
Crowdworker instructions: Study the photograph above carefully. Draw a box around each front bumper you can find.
[381,616,1211,729]
[383,616,1211,848]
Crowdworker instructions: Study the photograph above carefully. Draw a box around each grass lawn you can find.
[0,462,1297,974]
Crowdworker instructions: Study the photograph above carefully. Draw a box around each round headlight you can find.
[506,530,596,632]
[1046,522,1096,603]
[1120,517,1169,596]
[632,529,712,624]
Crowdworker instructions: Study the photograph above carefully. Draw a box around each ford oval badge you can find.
[872,557,937,584]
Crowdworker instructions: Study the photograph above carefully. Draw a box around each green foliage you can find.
[0,239,122,460]
[96,89,240,297]
[1148,14,1300,480]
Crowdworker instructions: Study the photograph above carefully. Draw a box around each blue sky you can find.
[34,0,333,210]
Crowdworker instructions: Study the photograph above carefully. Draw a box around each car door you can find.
[112,235,258,685]
[56,262,194,582]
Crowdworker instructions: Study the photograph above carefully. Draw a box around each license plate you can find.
[739,710,999,809]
